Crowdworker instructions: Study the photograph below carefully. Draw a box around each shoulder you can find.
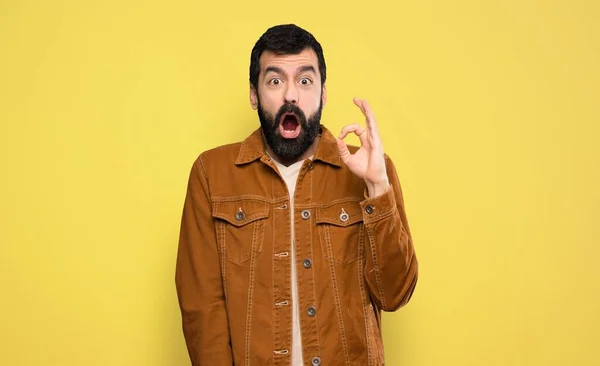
[199,141,242,163]
[188,141,242,175]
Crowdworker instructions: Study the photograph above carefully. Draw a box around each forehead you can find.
[259,48,320,76]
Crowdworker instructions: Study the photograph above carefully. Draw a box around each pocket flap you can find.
[212,199,270,227]
[315,201,363,226]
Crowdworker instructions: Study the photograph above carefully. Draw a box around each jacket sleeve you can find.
[175,156,233,365]
[360,154,418,311]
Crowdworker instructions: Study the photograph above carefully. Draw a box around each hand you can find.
[336,97,390,197]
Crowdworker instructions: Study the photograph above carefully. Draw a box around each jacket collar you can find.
[235,124,342,167]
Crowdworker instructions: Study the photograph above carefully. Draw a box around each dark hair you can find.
[249,24,326,91]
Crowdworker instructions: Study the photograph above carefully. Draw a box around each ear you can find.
[321,83,327,108]
[250,84,258,110]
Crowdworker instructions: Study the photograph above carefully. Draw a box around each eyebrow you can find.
[264,65,317,76]
[298,65,316,75]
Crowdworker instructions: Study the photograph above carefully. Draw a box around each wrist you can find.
[366,177,390,197]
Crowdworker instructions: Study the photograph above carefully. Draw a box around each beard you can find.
[257,97,323,162]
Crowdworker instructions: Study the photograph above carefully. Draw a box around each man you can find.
[175,24,418,366]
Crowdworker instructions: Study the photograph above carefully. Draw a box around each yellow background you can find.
[1,0,599,365]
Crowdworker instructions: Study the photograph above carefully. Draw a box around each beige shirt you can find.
[271,156,308,366]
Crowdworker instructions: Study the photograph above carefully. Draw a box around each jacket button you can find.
[307,306,316,317]
[302,258,312,269]
[365,204,374,214]
[339,208,349,222]
[312,356,321,365]
[235,209,245,221]
[301,209,311,219]
[307,162,314,170]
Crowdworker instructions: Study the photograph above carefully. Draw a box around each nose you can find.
[284,83,298,104]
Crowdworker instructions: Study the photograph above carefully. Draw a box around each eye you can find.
[299,77,312,85]
[269,78,282,85]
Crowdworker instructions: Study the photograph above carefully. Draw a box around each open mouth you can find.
[278,112,301,139]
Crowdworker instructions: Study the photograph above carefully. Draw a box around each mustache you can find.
[275,103,307,124]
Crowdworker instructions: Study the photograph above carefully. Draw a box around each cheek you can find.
[259,92,280,114]
[300,93,322,115]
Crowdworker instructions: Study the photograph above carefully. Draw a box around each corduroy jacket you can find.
[175,125,418,365]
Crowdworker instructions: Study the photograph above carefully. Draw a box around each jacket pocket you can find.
[212,198,270,264]
[315,200,363,265]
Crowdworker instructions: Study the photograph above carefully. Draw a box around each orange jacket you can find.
[175,125,418,365]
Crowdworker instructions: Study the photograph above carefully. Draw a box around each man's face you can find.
[250,48,326,162]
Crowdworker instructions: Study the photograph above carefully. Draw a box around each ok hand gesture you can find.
[336,98,390,197]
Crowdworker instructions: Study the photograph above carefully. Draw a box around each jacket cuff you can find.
[360,185,397,225]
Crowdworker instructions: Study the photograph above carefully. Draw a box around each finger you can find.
[360,99,379,136]
[336,138,352,163]
[353,97,368,118]
[355,98,383,151]
[339,123,366,139]
[339,123,369,147]
[353,98,374,133]
[353,99,369,127]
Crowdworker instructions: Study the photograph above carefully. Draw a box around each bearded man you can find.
[175,23,418,366]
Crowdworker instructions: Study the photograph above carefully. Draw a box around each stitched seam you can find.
[212,211,269,224]
[218,222,228,299]
[245,220,261,365]
[308,197,321,358]
[271,178,277,361]
[363,206,398,225]
[308,163,317,360]
[291,171,299,362]
[212,194,288,203]
[323,225,350,365]
[366,225,387,309]
[356,225,372,366]
[294,197,361,209]
[315,217,362,226]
